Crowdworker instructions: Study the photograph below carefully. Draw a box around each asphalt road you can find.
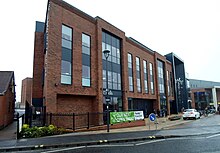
[168,113,220,129]
[12,115,220,153]
[18,134,220,153]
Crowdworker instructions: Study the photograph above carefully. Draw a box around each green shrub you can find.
[20,124,69,138]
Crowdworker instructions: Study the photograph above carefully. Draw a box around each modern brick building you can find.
[0,71,16,129]
[21,77,33,106]
[33,0,177,121]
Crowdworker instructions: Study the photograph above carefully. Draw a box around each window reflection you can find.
[102,31,122,111]
[82,33,91,87]
[128,53,133,92]
[61,25,72,85]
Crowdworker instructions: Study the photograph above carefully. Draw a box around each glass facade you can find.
[61,25,72,84]
[128,53,133,92]
[167,71,170,96]
[143,60,148,93]
[102,31,122,111]
[157,60,166,110]
[149,63,154,94]
[136,57,141,92]
[170,72,174,96]
[157,60,165,94]
[194,91,212,110]
[82,33,91,87]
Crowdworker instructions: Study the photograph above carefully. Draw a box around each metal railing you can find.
[45,112,107,131]
[17,114,25,139]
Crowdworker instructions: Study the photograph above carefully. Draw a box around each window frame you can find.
[82,33,91,87]
[61,24,73,85]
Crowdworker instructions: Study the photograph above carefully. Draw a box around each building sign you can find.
[110,111,144,124]
[134,111,144,120]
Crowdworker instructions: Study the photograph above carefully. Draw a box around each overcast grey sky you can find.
[0,0,219,102]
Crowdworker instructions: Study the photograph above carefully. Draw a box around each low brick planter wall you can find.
[111,120,145,129]
[75,120,146,132]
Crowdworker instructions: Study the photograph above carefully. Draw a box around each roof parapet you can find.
[127,37,154,54]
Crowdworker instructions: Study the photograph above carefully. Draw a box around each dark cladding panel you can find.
[35,21,45,32]
[32,98,43,107]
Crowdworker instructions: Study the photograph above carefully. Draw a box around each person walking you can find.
[218,105,220,114]
[204,107,208,117]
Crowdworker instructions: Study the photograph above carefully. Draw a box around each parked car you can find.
[14,109,25,120]
[183,109,200,120]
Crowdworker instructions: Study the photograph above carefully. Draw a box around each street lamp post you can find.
[103,49,110,132]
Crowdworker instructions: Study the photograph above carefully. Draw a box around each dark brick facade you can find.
[32,0,175,120]
[32,32,44,102]
[21,78,32,105]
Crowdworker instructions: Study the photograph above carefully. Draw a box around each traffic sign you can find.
[149,113,156,122]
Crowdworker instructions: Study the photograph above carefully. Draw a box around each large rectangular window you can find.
[167,71,170,96]
[157,60,165,94]
[157,60,166,109]
[128,53,133,92]
[102,31,122,112]
[61,25,72,84]
[149,63,154,94]
[82,33,91,87]
[136,57,141,92]
[170,72,174,96]
[143,60,148,93]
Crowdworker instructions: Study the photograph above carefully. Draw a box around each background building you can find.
[0,71,16,129]
[165,53,188,113]
[21,77,33,106]
[190,79,220,111]
[32,0,182,128]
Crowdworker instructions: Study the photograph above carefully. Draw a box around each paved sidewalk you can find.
[0,115,183,141]
[0,121,17,141]
[0,114,208,152]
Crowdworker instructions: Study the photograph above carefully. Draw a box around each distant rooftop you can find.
[190,79,220,89]
[0,71,14,95]
[35,21,45,32]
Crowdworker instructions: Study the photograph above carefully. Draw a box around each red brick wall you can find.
[57,94,96,113]
[216,89,220,102]
[21,78,33,105]
[44,1,98,113]
[0,96,4,129]
[166,61,174,115]
[36,0,175,118]
[54,94,96,128]
[125,40,156,99]
[0,89,15,129]
[32,32,44,102]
